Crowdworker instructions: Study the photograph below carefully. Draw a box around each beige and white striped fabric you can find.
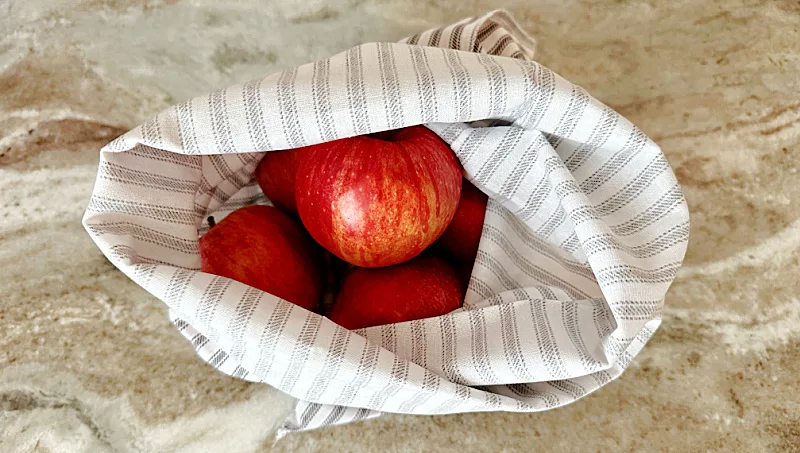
[82,10,689,435]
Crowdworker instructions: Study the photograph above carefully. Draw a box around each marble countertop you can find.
[2,0,799,451]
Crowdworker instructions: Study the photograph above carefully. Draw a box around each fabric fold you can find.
[82,9,689,435]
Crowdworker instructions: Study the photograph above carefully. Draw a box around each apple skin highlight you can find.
[296,126,462,268]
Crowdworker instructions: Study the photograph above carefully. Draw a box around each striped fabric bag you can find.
[82,10,689,435]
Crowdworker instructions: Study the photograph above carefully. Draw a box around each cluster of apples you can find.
[199,126,487,330]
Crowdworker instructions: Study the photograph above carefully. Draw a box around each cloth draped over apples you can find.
[82,10,690,435]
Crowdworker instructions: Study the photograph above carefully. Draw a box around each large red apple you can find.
[329,255,463,330]
[295,126,462,268]
[199,205,322,311]
[436,178,488,264]
[255,148,308,215]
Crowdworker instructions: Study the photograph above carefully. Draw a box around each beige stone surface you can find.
[1,0,799,451]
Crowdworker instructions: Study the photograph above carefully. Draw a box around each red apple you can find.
[329,255,463,330]
[295,126,462,268]
[255,148,308,215]
[199,205,322,311]
[436,178,488,264]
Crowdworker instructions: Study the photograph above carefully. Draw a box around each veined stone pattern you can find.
[1,1,798,452]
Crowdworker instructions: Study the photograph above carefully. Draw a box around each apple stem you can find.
[207,216,216,229]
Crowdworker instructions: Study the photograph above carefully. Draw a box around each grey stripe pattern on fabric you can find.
[82,9,689,437]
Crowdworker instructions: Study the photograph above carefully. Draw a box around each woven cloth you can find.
[82,9,689,435]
